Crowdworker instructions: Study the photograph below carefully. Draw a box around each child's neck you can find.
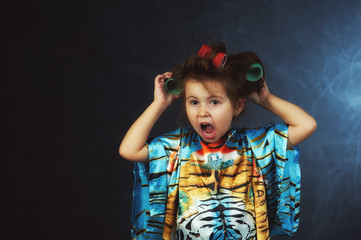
[201,134,228,148]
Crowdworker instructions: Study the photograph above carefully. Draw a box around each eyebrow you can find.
[186,95,223,100]
[186,96,198,100]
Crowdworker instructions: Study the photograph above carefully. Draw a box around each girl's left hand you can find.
[247,81,271,106]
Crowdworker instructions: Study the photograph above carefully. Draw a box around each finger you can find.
[155,74,166,82]
[164,72,173,78]
[174,94,183,99]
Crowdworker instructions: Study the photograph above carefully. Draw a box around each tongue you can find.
[204,125,214,134]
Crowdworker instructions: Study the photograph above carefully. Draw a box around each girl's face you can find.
[184,78,244,143]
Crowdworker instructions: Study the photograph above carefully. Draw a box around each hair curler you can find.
[197,44,212,58]
[198,44,227,68]
[213,52,227,68]
[164,77,183,95]
[164,44,228,95]
[245,63,263,82]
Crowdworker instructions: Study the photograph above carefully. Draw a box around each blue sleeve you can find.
[245,123,301,236]
[131,162,149,239]
[131,128,182,240]
[147,129,181,216]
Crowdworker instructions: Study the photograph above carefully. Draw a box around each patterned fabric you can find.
[130,124,300,240]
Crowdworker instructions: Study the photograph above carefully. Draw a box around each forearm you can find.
[119,101,167,161]
[261,94,317,148]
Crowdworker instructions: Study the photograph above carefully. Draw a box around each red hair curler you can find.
[212,52,227,68]
[197,44,212,58]
[197,44,227,68]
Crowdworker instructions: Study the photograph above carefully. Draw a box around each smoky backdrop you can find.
[3,0,361,239]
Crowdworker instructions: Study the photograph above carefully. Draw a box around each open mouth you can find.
[200,123,215,138]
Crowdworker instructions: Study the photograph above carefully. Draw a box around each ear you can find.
[234,97,245,117]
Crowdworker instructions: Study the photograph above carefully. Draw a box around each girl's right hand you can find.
[119,72,181,162]
[153,72,181,108]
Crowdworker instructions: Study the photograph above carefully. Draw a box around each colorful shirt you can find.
[131,124,300,240]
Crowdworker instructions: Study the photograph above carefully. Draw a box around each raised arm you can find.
[248,82,317,148]
[119,72,180,162]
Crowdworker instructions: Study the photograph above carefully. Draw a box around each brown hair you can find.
[226,51,265,103]
[171,42,230,99]
[172,42,265,108]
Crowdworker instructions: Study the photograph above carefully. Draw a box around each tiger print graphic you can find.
[131,125,301,240]
[177,140,266,239]
[177,195,256,239]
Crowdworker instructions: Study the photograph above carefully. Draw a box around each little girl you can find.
[119,42,317,240]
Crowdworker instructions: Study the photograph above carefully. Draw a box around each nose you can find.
[198,104,210,117]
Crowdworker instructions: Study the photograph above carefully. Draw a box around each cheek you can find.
[219,110,234,126]
[185,106,191,118]
[185,107,195,123]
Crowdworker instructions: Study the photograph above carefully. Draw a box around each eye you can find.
[190,100,198,105]
[210,100,220,105]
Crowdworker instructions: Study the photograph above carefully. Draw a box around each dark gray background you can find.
[3,0,361,239]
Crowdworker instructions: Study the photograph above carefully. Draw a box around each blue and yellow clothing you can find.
[131,124,300,240]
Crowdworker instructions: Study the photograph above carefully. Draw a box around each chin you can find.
[199,134,221,143]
